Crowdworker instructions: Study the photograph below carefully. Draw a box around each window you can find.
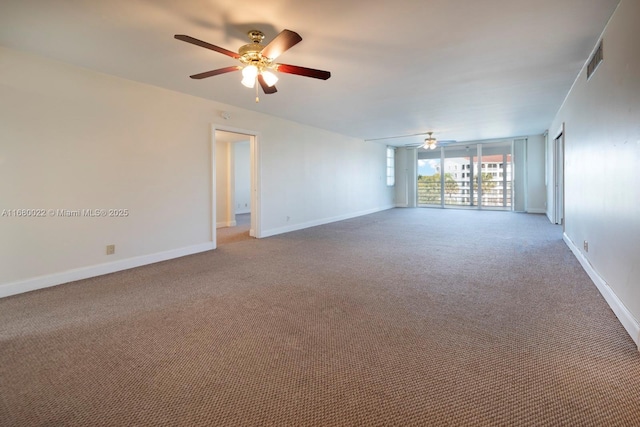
[417,141,512,209]
[386,147,395,186]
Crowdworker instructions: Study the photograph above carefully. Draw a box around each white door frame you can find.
[553,124,565,226]
[211,125,261,248]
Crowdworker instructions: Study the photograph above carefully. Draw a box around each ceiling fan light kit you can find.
[241,65,259,88]
[175,29,331,102]
[423,132,437,150]
[261,70,278,87]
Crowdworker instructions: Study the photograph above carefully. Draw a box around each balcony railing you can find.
[417,180,512,207]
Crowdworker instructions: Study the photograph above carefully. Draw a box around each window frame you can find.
[386,147,395,187]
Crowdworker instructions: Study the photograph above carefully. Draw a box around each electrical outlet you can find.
[583,241,589,252]
[106,244,115,255]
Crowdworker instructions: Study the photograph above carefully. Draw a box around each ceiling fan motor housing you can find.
[239,31,272,67]
[239,43,264,61]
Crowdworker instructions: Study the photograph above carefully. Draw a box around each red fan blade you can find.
[274,63,331,80]
[260,29,302,60]
[174,34,240,59]
[257,74,278,94]
[189,66,241,79]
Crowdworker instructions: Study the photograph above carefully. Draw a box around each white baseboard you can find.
[260,205,395,238]
[0,242,215,299]
[216,220,237,228]
[526,208,547,214]
[564,233,640,348]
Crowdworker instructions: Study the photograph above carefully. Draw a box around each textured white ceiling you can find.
[0,0,619,146]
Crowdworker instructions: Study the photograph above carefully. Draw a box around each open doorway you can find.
[214,128,259,246]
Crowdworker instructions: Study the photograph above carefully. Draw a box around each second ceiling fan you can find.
[175,29,331,100]
[404,132,457,150]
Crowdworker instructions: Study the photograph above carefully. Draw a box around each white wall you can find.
[513,138,527,212]
[257,124,395,236]
[215,139,233,227]
[547,0,639,344]
[234,141,251,214]
[0,47,216,291]
[394,147,417,207]
[0,46,394,297]
[526,134,546,213]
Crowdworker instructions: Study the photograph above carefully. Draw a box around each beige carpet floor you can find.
[1,208,638,426]
[217,213,252,246]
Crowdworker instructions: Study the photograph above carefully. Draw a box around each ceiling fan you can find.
[365,131,455,148]
[404,132,456,150]
[422,132,438,150]
[174,29,331,101]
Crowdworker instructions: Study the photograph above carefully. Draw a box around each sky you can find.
[418,159,439,176]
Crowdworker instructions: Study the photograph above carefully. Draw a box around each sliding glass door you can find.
[417,155,441,206]
[443,145,476,208]
[417,141,512,210]
[478,142,512,209]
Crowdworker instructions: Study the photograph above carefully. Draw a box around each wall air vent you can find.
[587,40,603,80]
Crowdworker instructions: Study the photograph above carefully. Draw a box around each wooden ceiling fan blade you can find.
[174,34,240,59]
[275,63,331,80]
[260,29,302,60]
[257,74,278,94]
[189,66,241,79]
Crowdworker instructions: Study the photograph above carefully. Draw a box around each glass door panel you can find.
[417,150,441,206]
[479,142,512,210]
[442,145,475,208]
[471,154,479,207]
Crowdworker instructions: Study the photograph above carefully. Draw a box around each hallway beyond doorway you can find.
[217,214,251,246]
